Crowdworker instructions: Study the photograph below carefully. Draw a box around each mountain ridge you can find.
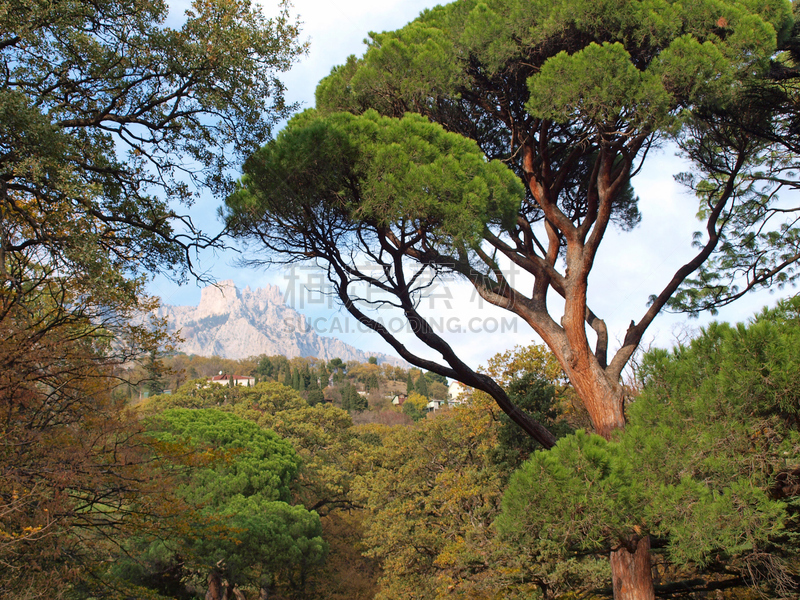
[157,280,405,365]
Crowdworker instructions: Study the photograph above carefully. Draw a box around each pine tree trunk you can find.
[520,304,658,599]
[568,369,656,599]
[610,535,655,600]
[206,572,223,600]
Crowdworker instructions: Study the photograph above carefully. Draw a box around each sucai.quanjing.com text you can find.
[283,315,518,335]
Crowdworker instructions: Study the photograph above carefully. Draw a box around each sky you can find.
[148,0,797,370]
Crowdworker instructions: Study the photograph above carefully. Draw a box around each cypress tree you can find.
[353,389,368,411]
[416,373,429,398]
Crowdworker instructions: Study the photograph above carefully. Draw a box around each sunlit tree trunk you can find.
[553,334,654,596]
[611,536,655,600]
[206,572,235,600]
[206,572,224,600]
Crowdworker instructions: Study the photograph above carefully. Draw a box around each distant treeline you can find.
[119,353,450,414]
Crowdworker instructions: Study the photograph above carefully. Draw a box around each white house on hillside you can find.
[207,373,255,387]
[427,398,445,411]
[448,381,470,405]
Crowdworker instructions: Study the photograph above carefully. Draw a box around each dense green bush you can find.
[499,299,800,596]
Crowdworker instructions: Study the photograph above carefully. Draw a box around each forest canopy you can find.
[225,0,800,597]
[0,0,305,596]
[3,0,800,598]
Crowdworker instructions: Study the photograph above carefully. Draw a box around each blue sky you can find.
[148,0,796,369]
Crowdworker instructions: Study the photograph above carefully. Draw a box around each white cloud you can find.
[277,0,439,111]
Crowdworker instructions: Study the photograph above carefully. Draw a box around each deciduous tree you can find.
[2,0,305,593]
[0,276,184,597]
[354,348,574,600]
[1,0,304,282]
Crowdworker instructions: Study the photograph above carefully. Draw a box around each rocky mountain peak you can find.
[197,279,241,317]
[157,281,404,365]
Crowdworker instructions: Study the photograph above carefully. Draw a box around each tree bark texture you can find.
[560,359,625,439]
[610,536,656,600]
[206,572,224,600]
[206,572,238,600]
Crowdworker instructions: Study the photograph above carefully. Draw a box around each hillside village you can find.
[131,352,470,422]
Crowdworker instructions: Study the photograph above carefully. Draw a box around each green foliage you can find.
[153,380,306,416]
[415,371,429,397]
[257,355,275,378]
[526,41,671,129]
[499,300,800,596]
[214,495,326,588]
[497,430,644,592]
[307,388,325,406]
[160,379,382,599]
[402,399,425,422]
[317,361,331,390]
[492,372,574,470]
[339,383,352,411]
[225,108,525,252]
[339,382,367,412]
[140,408,326,594]
[424,370,448,386]
[318,0,788,125]
[365,372,379,392]
[148,378,366,516]
[2,0,305,285]
[144,350,168,395]
[640,296,800,426]
[151,408,301,503]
